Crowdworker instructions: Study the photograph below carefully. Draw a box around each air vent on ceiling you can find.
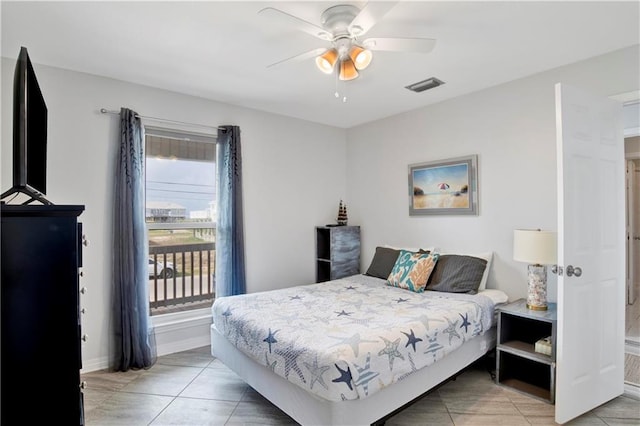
[405,77,445,93]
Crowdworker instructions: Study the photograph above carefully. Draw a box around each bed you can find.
[210,248,507,425]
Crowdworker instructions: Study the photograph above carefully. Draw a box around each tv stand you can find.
[1,185,53,205]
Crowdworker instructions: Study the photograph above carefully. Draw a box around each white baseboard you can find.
[82,355,111,373]
[624,383,640,400]
[81,308,212,372]
[626,340,640,356]
[152,308,212,357]
[155,332,211,357]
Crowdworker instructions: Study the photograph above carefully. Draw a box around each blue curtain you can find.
[215,125,246,297]
[113,108,156,371]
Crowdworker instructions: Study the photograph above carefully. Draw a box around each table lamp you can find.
[513,229,557,311]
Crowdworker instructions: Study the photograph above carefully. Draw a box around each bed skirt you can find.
[211,323,496,426]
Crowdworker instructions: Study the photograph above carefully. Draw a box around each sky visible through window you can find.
[146,157,215,216]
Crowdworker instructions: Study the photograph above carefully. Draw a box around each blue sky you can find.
[146,158,215,213]
[413,163,469,194]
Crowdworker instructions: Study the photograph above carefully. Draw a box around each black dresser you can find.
[1,204,85,425]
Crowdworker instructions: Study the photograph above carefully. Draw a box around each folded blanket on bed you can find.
[211,274,495,402]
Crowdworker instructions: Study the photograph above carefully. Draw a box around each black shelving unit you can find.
[496,298,557,403]
[315,226,360,282]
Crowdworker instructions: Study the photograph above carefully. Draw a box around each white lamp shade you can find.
[513,229,557,265]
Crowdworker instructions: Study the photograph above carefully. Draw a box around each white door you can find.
[555,83,624,424]
[627,160,636,305]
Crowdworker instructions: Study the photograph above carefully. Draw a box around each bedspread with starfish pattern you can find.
[211,274,495,402]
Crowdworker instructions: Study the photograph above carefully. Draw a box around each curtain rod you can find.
[100,108,225,131]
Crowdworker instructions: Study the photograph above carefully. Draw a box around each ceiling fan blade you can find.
[363,37,437,53]
[266,47,327,69]
[259,7,332,41]
[348,2,398,37]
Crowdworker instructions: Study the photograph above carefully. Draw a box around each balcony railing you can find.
[148,223,215,315]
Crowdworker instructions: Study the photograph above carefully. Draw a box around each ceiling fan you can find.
[258,2,437,81]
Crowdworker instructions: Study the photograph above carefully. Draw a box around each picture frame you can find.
[408,154,478,216]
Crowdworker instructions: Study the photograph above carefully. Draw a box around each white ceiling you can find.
[2,1,638,128]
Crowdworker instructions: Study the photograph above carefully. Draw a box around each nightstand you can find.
[496,298,557,403]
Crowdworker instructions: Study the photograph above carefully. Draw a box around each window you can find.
[144,126,216,315]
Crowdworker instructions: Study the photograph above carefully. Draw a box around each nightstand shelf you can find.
[499,340,553,364]
[496,298,557,403]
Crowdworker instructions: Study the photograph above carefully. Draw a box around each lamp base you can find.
[526,264,548,311]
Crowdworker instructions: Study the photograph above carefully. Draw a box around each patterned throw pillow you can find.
[387,250,439,292]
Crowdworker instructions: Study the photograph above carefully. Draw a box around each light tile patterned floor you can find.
[627,353,640,387]
[626,297,640,342]
[81,346,640,425]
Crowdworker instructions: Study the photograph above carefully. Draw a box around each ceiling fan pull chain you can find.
[341,71,347,103]
[334,67,340,98]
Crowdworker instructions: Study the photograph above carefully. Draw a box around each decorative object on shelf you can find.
[513,229,557,311]
[408,155,478,216]
[535,336,553,356]
[337,199,348,225]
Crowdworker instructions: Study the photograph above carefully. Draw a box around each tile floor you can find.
[81,346,640,426]
[626,296,640,342]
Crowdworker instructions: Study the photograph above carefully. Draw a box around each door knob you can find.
[566,265,582,277]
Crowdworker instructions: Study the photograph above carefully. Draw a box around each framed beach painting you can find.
[408,155,478,216]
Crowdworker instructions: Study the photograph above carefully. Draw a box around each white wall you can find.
[346,45,639,301]
[1,61,347,370]
[2,43,637,370]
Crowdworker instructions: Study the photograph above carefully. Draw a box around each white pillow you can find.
[478,288,508,305]
[435,251,493,291]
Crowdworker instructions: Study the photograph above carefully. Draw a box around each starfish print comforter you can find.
[211,274,496,402]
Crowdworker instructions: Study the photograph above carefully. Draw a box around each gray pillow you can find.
[365,247,400,279]
[426,255,488,294]
[365,246,431,279]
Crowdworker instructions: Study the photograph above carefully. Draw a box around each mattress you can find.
[211,274,497,402]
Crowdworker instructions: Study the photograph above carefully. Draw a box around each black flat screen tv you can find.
[1,46,50,205]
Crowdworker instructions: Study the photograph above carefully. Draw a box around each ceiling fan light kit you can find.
[260,2,437,89]
[315,44,372,80]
